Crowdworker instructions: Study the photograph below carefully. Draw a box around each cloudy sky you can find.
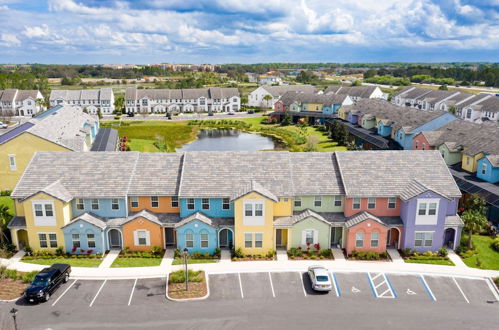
[0,0,498,64]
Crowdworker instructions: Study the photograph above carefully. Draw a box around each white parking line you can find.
[89,280,107,307]
[128,278,137,306]
[238,273,244,299]
[268,272,275,298]
[452,277,469,304]
[486,278,499,301]
[371,273,383,281]
[299,272,307,297]
[51,279,77,307]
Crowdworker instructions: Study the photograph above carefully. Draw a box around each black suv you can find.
[25,264,71,303]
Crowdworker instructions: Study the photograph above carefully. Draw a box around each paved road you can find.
[103,112,266,122]
[1,271,498,329]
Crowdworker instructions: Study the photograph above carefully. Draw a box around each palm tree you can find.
[0,204,12,245]
[461,210,488,249]
[263,94,273,109]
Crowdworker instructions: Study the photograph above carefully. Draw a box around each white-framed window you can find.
[135,230,149,246]
[415,141,419,149]
[243,200,265,226]
[353,198,361,209]
[91,199,99,210]
[422,143,426,150]
[72,233,80,248]
[111,199,120,210]
[355,232,364,248]
[222,198,230,210]
[314,196,322,207]
[151,196,159,208]
[200,232,209,248]
[8,155,16,171]
[481,163,487,175]
[466,156,470,165]
[388,197,397,209]
[187,198,195,210]
[255,233,263,248]
[416,199,439,225]
[39,233,48,248]
[32,201,56,226]
[244,233,252,248]
[294,197,302,207]
[171,196,179,208]
[131,196,139,208]
[302,229,318,245]
[202,198,210,210]
[415,232,433,247]
[371,232,379,247]
[367,198,376,209]
[48,233,57,248]
[185,232,194,248]
[76,198,84,210]
[87,233,96,248]
[334,196,342,207]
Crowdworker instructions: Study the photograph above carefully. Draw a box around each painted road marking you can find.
[268,272,275,298]
[128,278,138,306]
[51,279,78,307]
[238,273,244,299]
[407,289,417,295]
[486,278,499,301]
[331,272,341,297]
[351,286,361,293]
[89,280,107,307]
[385,275,397,298]
[366,273,377,297]
[420,275,436,302]
[367,272,395,298]
[452,277,469,304]
[299,272,307,297]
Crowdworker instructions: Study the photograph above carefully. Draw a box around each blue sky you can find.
[0,0,498,64]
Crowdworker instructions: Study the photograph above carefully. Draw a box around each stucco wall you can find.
[293,196,344,213]
[290,216,330,250]
[129,196,180,214]
[71,198,127,218]
[180,198,233,218]
[122,217,164,251]
[344,197,401,217]
[176,220,218,254]
[345,219,388,255]
[63,220,104,254]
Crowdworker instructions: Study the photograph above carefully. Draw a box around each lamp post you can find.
[10,308,18,330]
[183,247,189,291]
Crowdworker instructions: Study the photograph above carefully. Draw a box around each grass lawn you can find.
[404,259,455,266]
[0,196,14,215]
[460,234,499,270]
[171,259,218,265]
[111,257,162,267]
[22,257,103,267]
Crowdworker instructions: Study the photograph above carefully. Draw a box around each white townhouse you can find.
[124,87,240,114]
[248,85,317,108]
[0,89,45,117]
[457,94,499,123]
[324,85,385,102]
[49,88,115,115]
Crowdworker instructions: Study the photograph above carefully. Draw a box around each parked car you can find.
[127,112,135,117]
[25,264,71,303]
[0,121,8,129]
[227,110,235,115]
[208,112,214,116]
[307,266,332,292]
[248,110,255,114]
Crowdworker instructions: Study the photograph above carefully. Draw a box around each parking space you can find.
[132,278,167,306]
[271,272,305,299]
[334,272,376,300]
[208,273,241,301]
[239,272,274,300]
[92,280,136,307]
[453,278,498,305]
[423,275,468,303]
[386,274,431,302]
[51,280,105,307]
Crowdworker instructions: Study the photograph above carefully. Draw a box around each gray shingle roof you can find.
[261,85,317,98]
[125,87,240,101]
[231,180,279,202]
[7,216,26,229]
[345,211,386,228]
[278,91,349,107]
[124,210,163,226]
[175,212,213,228]
[49,88,112,102]
[62,212,107,230]
[445,215,464,227]
[399,180,450,201]
[486,155,499,167]
[324,85,378,98]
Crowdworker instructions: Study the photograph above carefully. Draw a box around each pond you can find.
[177,129,279,152]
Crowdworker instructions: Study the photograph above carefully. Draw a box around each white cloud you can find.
[1,33,20,46]
[23,24,50,38]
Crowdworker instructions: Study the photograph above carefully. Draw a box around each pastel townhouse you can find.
[9,150,464,257]
[248,85,316,108]
[324,85,385,102]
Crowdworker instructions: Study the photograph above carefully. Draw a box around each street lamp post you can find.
[183,247,189,291]
[10,308,18,330]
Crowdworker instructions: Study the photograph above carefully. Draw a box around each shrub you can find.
[0,190,12,196]
[21,271,38,283]
[55,247,65,256]
[233,248,244,258]
[266,249,275,259]
[350,250,384,260]
[169,270,203,284]
[319,249,333,258]
[151,245,163,256]
[24,246,33,256]
[400,248,413,258]
[173,249,181,259]
[214,248,221,258]
[438,248,448,257]
[491,238,499,252]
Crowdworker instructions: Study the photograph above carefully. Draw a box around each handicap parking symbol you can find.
[351,286,361,293]
[406,289,417,295]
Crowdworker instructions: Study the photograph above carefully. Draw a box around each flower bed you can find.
[111,246,164,267]
[400,248,454,266]
[348,250,389,261]
[231,248,276,261]
[287,246,334,260]
[168,270,207,299]
[0,266,38,300]
[22,247,104,267]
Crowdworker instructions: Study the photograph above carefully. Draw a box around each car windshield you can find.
[316,275,329,282]
[32,276,49,286]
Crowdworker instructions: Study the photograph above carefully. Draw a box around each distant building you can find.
[324,85,384,102]
[248,85,317,108]
[258,75,283,85]
[49,88,115,115]
[0,89,45,117]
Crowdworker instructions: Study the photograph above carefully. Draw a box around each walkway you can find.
[160,249,174,267]
[98,249,121,268]
[332,248,345,261]
[447,250,469,268]
[387,248,404,264]
[220,249,232,263]
[276,249,288,262]
[0,250,25,267]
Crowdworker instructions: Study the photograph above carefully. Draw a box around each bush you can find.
[21,271,38,283]
[438,248,448,257]
[491,238,499,252]
[55,247,65,256]
[233,248,244,258]
[0,190,12,196]
[266,249,276,259]
[214,248,221,258]
[24,246,33,256]
[169,270,203,284]
[350,250,386,260]
[151,245,163,256]
[319,249,333,258]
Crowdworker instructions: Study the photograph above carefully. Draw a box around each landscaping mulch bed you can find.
[232,256,275,262]
[288,256,334,260]
[0,278,27,300]
[168,272,207,299]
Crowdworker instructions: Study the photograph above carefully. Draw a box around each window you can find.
[185,233,194,248]
[222,198,230,210]
[91,199,99,210]
[245,203,253,216]
[48,233,57,248]
[8,155,16,171]
[72,234,80,248]
[87,233,96,248]
[135,230,147,246]
[416,199,439,225]
[415,232,433,247]
[466,109,472,119]
[466,156,470,165]
[39,233,47,248]
[255,203,263,216]
[171,196,179,208]
[244,233,252,248]
[305,230,314,245]
[371,232,379,247]
[200,233,209,248]
[187,198,195,210]
[314,196,322,207]
[33,201,55,226]
[151,196,159,208]
[428,203,437,216]
[415,141,419,149]
[353,198,361,209]
[355,232,364,248]
[481,163,487,175]
[202,198,210,210]
[111,199,120,210]
[418,202,427,215]
[131,196,139,208]
[367,198,376,209]
[255,233,263,248]
[76,198,84,210]
[388,197,397,209]
[422,143,426,150]
[334,196,342,207]
[294,197,302,207]
[34,204,43,217]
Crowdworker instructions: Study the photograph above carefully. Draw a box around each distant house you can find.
[274,91,353,115]
[324,85,384,102]
[0,89,45,117]
[248,85,317,108]
[49,88,115,115]
[258,75,283,85]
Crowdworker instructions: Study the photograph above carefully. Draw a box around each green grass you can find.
[171,259,218,265]
[404,259,455,266]
[460,234,499,270]
[22,257,103,267]
[0,196,14,215]
[111,257,162,267]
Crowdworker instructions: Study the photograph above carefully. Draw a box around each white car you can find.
[0,121,8,129]
[308,266,332,292]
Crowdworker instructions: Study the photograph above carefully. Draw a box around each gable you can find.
[123,216,162,229]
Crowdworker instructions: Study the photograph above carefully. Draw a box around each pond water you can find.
[177,129,279,152]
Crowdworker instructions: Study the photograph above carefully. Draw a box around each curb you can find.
[0,295,23,303]
[165,271,210,302]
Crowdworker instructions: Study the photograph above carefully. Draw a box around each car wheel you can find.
[63,273,69,283]
[44,292,50,302]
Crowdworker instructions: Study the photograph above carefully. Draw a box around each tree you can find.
[351,80,362,86]
[262,94,273,109]
[281,112,292,126]
[463,193,486,215]
[240,95,248,106]
[337,123,349,146]
[0,204,12,245]
[364,69,377,79]
[296,70,313,83]
[448,106,457,115]
[114,95,125,113]
[304,135,319,152]
[461,210,488,249]
[96,109,103,120]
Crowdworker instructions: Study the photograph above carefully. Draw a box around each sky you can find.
[0,0,498,64]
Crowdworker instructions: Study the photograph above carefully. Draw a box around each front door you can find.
[109,229,121,248]
[220,229,228,247]
[331,227,342,247]
[165,228,175,246]
[276,229,283,247]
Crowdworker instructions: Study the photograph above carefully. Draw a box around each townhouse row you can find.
[8,150,463,257]
[0,89,45,116]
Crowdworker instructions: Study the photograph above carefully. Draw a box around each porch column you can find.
[453,227,458,250]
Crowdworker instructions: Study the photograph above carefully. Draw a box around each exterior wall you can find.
[274,198,293,217]
[476,157,499,183]
[377,122,392,137]
[0,133,69,190]
[274,101,285,112]
[71,198,127,218]
[438,144,462,165]
[347,113,358,125]
[290,103,301,112]
[290,217,331,250]
[461,152,484,173]
[396,113,457,150]
[62,220,105,254]
[128,196,180,214]
[412,133,434,150]
[345,219,388,255]
[179,198,233,218]
[176,220,218,254]
[344,197,401,218]
[306,103,322,112]
[234,192,274,255]
[122,217,164,251]
[361,118,375,130]
[337,107,348,120]
[293,196,344,213]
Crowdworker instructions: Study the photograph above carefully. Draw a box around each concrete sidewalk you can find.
[98,249,121,268]
[387,248,404,264]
